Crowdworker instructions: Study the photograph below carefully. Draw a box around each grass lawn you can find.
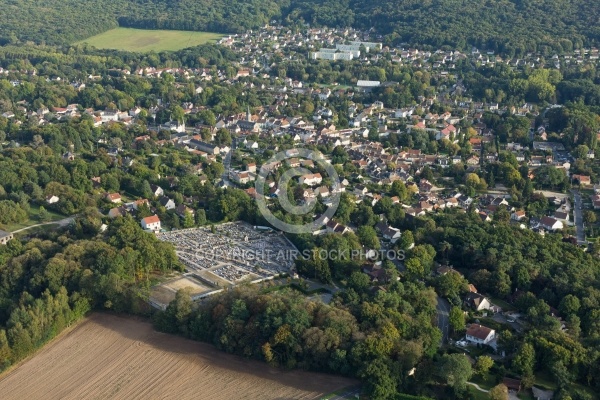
[534,371,558,391]
[0,205,64,232]
[490,297,515,311]
[467,386,489,400]
[471,372,497,390]
[76,28,224,52]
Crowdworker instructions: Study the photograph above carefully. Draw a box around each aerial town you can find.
[0,17,599,400]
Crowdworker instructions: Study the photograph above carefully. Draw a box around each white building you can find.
[141,215,161,231]
[45,195,59,204]
[466,324,496,345]
[299,173,323,186]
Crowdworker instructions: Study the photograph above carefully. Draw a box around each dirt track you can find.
[0,313,356,400]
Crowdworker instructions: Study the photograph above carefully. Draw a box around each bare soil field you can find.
[150,275,214,308]
[0,314,355,400]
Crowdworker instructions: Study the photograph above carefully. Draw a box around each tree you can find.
[169,105,185,124]
[559,294,581,317]
[0,329,12,369]
[448,306,465,333]
[404,258,424,278]
[513,342,535,376]
[183,211,195,228]
[390,180,408,201]
[474,355,494,376]
[489,384,509,400]
[215,128,232,146]
[584,210,596,226]
[574,144,589,159]
[38,206,51,222]
[195,209,207,226]
[436,353,473,391]
[357,225,380,249]
[351,203,377,227]
[397,230,414,250]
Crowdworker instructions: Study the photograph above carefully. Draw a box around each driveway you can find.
[491,313,524,333]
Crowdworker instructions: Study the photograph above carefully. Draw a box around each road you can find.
[572,190,586,244]
[11,215,75,234]
[436,296,450,344]
[220,138,235,187]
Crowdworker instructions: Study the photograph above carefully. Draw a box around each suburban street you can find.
[572,190,586,244]
[436,296,450,344]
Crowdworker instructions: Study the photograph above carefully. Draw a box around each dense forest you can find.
[0,215,180,370]
[154,281,442,398]
[0,0,599,53]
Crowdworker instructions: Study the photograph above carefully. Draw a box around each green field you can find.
[76,28,224,52]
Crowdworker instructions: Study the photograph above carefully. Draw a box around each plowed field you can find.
[0,314,355,399]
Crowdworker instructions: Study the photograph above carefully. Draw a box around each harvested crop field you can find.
[0,313,356,400]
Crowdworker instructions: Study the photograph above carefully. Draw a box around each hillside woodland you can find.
[0,0,599,54]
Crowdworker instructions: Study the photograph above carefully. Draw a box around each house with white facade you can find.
[464,293,492,311]
[299,173,323,186]
[141,215,161,231]
[466,324,496,345]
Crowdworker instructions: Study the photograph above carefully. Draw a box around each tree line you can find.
[0,0,599,54]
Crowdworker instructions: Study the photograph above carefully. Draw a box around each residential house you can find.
[540,216,563,231]
[105,193,122,203]
[108,206,127,219]
[299,173,323,186]
[0,230,14,245]
[375,220,402,243]
[572,174,591,186]
[150,184,164,197]
[315,186,330,197]
[141,215,161,231]
[362,264,390,283]
[45,195,59,204]
[466,156,479,166]
[325,220,351,234]
[553,211,569,223]
[245,140,259,150]
[464,293,492,311]
[132,199,150,210]
[159,196,176,210]
[176,204,195,218]
[187,139,220,155]
[511,210,526,221]
[232,171,254,184]
[458,195,473,208]
[465,324,496,345]
[502,378,522,395]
